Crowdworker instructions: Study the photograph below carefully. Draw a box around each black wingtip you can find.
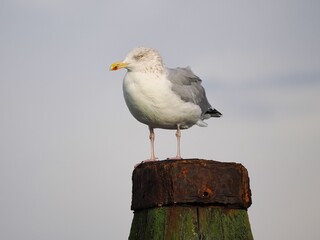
[206,108,222,117]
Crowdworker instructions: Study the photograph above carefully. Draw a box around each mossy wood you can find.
[129,159,253,240]
[129,206,253,240]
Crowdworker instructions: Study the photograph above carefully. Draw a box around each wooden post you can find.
[129,159,253,240]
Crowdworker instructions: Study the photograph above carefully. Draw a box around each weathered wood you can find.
[132,159,251,210]
[129,159,253,239]
[129,206,253,240]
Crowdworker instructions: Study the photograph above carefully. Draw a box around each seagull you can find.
[110,47,221,162]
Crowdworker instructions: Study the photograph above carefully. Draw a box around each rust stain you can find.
[198,186,214,199]
[180,166,188,178]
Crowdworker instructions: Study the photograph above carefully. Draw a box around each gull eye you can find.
[135,53,144,60]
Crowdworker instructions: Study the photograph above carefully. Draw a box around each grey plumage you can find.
[167,67,222,118]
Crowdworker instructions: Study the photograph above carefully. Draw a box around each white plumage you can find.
[110,47,222,162]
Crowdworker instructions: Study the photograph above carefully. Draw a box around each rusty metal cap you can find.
[131,159,252,211]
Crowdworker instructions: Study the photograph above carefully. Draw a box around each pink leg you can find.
[149,126,156,161]
[175,125,182,159]
[134,127,157,168]
[166,125,183,160]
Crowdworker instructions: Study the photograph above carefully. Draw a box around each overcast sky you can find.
[1,0,320,239]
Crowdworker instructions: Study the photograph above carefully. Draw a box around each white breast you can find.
[122,72,201,129]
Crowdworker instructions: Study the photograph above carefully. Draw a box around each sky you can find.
[0,0,320,239]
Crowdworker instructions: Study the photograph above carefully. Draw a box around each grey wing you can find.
[167,67,212,114]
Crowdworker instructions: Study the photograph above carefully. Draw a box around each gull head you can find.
[110,47,165,74]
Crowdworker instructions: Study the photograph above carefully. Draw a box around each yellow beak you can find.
[110,61,129,71]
